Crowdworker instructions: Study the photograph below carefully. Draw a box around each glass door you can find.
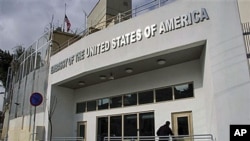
[97,112,155,141]
[139,112,155,141]
[172,111,193,141]
[97,117,108,141]
[124,114,138,140]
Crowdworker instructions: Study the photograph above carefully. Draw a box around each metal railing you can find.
[104,134,214,141]
[242,22,250,58]
[52,137,84,141]
[51,0,170,55]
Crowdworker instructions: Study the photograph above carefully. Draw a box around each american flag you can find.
[64,15,71,32]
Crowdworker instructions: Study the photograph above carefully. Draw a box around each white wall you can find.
[7,108,46,141]
[51,86,75,137]
[204,0,250,140]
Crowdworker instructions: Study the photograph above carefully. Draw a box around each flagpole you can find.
[63,3,66,32]
[50,14,54,30]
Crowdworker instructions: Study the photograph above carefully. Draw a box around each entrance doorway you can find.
[77,121,87,141]
[172,111,193,141]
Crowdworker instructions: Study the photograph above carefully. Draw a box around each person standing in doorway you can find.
[157,121,174,141]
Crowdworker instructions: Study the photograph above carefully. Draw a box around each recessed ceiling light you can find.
[157,59,166,65]
[78,81,85,86]
[125,68,133,73]
[100,75,107,80]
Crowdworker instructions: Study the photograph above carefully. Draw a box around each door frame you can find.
[77,121,87,141]
[171,111,193,136]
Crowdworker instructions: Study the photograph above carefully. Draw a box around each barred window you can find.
[76,82,194,113]
[174,83,194,99]
[124,93,137,106]
[87,100,96,112]
[76,102,86,113]
[138,90,154,104]
[98,98,109,110]
[156,87,173,102]
[110,96,122,108]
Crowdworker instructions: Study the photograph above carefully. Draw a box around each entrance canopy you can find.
[57,41,205,89]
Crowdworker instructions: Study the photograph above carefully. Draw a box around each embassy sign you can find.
[51,8,209,74]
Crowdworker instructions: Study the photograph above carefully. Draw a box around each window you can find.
[155,87,173,102]
[98,98,109,110]
[110,96,122,108]
[76,102,86,113]
[138,90,153,104]
[87,100,96,112]
[174,83,193,99]
[123,93,137,106]
[76,82,194,113]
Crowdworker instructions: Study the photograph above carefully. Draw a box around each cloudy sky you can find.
[0,0,153,52]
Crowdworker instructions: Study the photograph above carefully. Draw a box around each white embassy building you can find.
[3,0,250,141]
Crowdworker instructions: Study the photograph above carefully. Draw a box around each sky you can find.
[0,0,152,52]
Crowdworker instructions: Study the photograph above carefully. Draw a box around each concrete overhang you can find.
[57,41,206,89]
